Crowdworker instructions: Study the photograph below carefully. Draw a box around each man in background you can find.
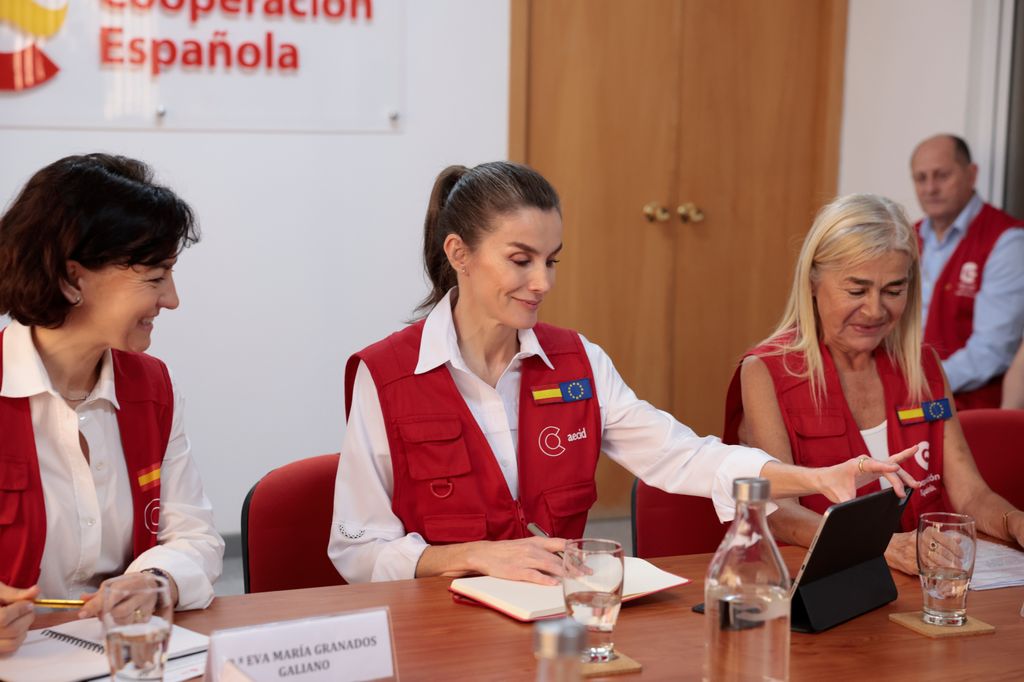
[911,134,1024,409]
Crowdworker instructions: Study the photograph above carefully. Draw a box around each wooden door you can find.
[512,0,846,517]
[517,0,684,517]
[671,0,847,436]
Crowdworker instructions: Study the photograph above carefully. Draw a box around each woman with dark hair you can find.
[0,154,223,653]
[328,162,918,584]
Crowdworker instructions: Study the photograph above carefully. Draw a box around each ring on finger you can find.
[857,456,869,473]
[929,540,938,551]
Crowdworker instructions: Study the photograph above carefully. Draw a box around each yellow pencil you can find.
[33,598,86,609]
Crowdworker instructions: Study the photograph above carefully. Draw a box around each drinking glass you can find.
[100,573,174,680]
[562,538,624,663]
[916,512,977,626]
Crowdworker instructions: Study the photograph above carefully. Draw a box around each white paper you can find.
[969,539,1024,590]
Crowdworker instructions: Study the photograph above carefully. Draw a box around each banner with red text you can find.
[0,0,404,131]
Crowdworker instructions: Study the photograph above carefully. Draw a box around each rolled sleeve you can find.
[126,375,224,610]
[582,335,778,523]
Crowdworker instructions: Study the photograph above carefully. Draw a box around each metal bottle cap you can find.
[733,477,771,503]
[534,618,586,658]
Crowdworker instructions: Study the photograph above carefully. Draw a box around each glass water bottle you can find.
[703,477,791,681]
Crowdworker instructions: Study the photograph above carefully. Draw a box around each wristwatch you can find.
[140,567,173,584]
[140,567,177,604]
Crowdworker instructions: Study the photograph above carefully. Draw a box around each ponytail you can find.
[418,165,468,314]
[414,161,560,317]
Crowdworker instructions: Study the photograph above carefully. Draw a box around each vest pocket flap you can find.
[791,411,846,437]
[0,460,28,491]
[422,514,488,543]
[398,417,471,480]
[0,462,27,525]
[543,480,598,516]
[398,416,463,443]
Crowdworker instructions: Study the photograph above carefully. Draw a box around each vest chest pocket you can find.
[788,409,852,467]
[397,416,472,481]
[0,460,28,525]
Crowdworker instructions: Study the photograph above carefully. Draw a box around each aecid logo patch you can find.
[0,0,68,91]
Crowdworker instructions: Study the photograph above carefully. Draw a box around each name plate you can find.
[205,607,397,681]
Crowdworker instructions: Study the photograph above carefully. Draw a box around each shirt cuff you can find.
[711,448,779,523]
[369,533,429,582]
[126,546,216,611]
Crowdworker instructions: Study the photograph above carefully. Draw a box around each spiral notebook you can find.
[0,617,208,682]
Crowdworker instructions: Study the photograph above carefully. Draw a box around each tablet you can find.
[789,487,912,632]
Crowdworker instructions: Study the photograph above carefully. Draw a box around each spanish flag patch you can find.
[896,398,952,425]
[531,378,593,405]
[136,464,161,492]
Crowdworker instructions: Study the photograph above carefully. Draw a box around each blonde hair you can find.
[765,194,925,404]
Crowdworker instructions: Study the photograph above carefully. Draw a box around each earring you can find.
[73,295,82,306]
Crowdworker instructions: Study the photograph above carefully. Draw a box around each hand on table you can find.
[462,537,567,586]
[0,582,38,655]
[78,571,178,620]
[883,531,920,575]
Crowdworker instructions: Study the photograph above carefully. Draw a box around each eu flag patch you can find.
[896,398,952,425]
[532,378,593,405]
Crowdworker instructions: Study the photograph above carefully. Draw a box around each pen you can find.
[527,522,549,539]
[527,522,566,560]
[33,598,86,609]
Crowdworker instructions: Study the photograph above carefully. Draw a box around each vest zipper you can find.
[514,499,528,535]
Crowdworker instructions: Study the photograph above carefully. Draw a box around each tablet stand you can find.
[791,555,897,633]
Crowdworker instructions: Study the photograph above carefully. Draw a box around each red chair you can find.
[241,453,347,593]
[631,479,728,558]
[957,409,1024,510]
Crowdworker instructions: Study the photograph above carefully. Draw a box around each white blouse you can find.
[0,321,223,609]
[330,291,776,583]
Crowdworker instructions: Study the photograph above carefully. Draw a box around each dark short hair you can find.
[0,153,199,328]
[417,161,560,315]
[949,135,973,165]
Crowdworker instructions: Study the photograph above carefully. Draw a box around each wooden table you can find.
[34,548,1024,680]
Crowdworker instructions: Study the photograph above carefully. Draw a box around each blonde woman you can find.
[723,194,1024,574]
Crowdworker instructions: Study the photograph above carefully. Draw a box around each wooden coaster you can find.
[581,651,643,677]
[889,611,995,638]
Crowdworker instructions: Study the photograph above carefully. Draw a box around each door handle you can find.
[677,202,705,223]
[643,202,671,222]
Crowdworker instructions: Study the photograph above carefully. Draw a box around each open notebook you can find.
[0,617,208,682]
[449,556,689,622]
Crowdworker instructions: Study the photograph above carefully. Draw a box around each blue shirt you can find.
[920,193,1024,392]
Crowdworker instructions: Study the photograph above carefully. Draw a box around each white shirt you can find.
[1,322,224,609]
[329,291,776,583]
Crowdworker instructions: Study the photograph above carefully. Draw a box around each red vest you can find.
[917,202,1022,409]
[723,337,951,531]
[345,321,601,544]
[0,329,173,588]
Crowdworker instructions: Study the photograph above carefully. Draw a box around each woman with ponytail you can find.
[328,162,919,584]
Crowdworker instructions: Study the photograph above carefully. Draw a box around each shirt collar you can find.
[414,288,555,375]
[1,320,120,409]
[920,193,983,243]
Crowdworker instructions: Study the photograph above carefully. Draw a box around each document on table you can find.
[0,617,208,682]
[970,539,1024,591]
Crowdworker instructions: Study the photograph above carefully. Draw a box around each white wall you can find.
[839,0,1015,218]
[0,0,511,534]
